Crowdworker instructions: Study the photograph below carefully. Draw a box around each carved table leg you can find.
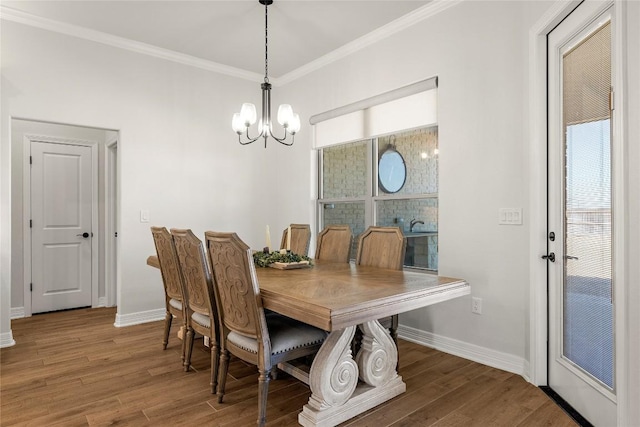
[307,325,358,410]
[356,319,398,386]
[299,322,405,427]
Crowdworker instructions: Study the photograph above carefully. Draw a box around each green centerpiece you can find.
[253,251,313,268]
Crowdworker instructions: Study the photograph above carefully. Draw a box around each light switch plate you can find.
[140,209,150,223]
[499,208,523,225]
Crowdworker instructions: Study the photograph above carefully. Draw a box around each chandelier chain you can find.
[264,1,269,83]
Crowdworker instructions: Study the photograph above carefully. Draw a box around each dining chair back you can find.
[171,228,220,393]
[356,226,407,349]
[205,231,326,427]
[315,224,353,263]
[150,226,188,364]
[356,226,406,270]
[280,223,311,256]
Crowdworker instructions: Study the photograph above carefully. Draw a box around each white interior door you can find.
[31,141,93,313]
[547,1,616,425]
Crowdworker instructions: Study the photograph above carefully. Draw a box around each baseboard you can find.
[0,330,16,348]
[11,304,163,328]
[114,308,165,327]
[11,302,109,318]
[11,306,25,319]
[398,324,527,377]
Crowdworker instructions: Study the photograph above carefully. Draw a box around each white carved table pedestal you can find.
[299,320,405,427]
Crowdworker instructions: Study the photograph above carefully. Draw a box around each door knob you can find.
[77,232,90,238]
[541,252,555,262]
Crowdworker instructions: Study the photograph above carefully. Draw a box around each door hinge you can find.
[609,89,614,111]
[30,156,33,165]
[30,283,33,292]
[30,219,32,228]
[115,232,118,237]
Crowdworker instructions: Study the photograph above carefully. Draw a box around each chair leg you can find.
[180,322,187,365]
[257,368,272,427]
[163,312,172,350]
[217,349,230,404]
[210,340,219,394]
[184,326,194,372]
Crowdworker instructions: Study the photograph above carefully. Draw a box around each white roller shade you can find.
[311,77,437,149]
[313,110,365,149]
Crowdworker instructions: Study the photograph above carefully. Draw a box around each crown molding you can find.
[277,0,463,85]
[0,5,264,83]
[1,1,461,86]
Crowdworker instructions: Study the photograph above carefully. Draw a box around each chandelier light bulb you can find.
[240,103,257,126]
[277,104,294,126]
[289,114,301,134]
[232,113,244,134]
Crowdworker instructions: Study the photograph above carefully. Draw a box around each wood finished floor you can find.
[0,307,577,426]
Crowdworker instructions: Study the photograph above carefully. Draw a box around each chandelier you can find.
[232,0,300,147]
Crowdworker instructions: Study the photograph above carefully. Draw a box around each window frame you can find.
[317,131,438,271]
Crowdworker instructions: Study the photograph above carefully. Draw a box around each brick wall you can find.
[320,126,438,268]
[322,141,367,198]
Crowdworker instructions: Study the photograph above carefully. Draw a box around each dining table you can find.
[147,255,469,427]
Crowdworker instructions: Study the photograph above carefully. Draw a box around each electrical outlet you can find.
[472,297,482,315]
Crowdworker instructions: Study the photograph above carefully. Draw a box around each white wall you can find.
[277,1,552,372]
[0,20,293,328]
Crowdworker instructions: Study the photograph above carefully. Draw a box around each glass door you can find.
[547,2,616,425]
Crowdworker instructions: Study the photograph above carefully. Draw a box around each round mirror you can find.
[378,147,406,193]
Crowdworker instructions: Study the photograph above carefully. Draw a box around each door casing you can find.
[105,138,118,308]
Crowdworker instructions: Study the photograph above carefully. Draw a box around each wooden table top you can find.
[147,255,469,331]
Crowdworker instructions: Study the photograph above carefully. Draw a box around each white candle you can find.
[286,226,291,251]
[266,225,271,251]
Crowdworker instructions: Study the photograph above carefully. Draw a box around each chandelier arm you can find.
[239,127,265,145]
[276,135,295,146]
[269,130,294,146]
[238,136,257,145]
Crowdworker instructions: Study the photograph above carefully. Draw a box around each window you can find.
[318,127,438,270]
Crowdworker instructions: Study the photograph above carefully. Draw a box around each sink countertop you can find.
[404,231,438,237]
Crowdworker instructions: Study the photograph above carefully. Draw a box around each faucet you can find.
[409,218,424,232]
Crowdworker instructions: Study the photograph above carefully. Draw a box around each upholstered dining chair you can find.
[355,226,407,346]
[280,223,311,256]
[315,224,353,263]
[150,226,188,366]
[204,231,326,427]
[171,229,220,394]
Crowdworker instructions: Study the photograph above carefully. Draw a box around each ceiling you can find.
[1,1,432,80]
